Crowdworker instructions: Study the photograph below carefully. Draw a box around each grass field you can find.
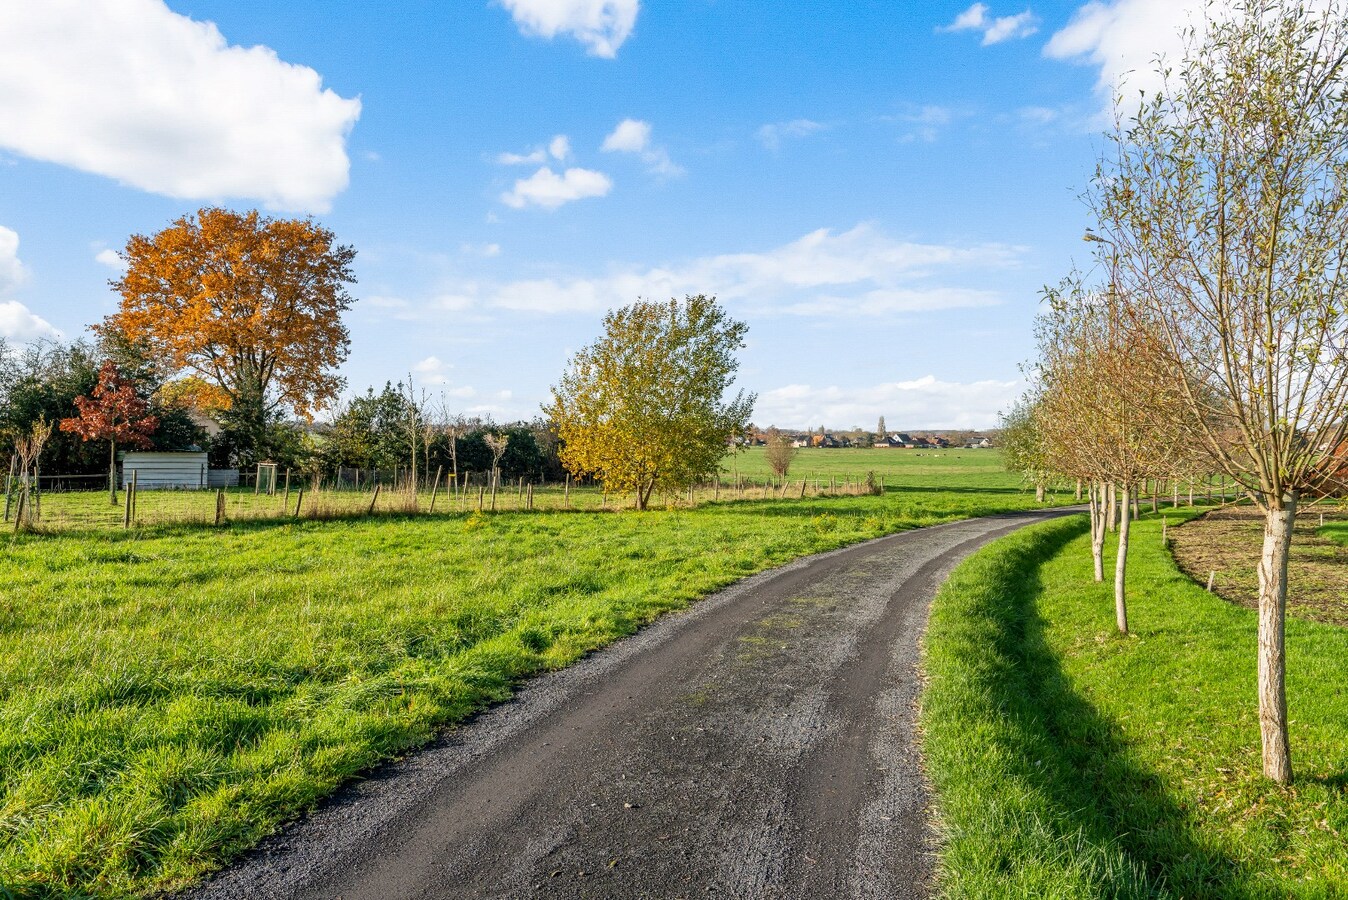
[0,450,1053,898]
[921,510,1348,898]
[6,447,1026,534]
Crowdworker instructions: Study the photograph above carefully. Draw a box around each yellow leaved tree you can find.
[547,295,755,510]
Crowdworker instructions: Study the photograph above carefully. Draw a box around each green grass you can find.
[0,461,1052,899]
[921,510,1348,898]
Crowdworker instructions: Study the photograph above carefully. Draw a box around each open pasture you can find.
[1,462,1047,897]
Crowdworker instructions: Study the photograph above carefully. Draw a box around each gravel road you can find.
[190,508,1070,900]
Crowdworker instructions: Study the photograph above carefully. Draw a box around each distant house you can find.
[121,451,210,489]
[965,437,994,449]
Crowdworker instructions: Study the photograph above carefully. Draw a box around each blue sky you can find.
[0,0,1196,429]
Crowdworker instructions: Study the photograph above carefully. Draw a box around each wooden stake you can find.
[367,482,381,515]
[1207,571,1216,592]
[215,488,225,526]
[283,468,291,508]
[131,470,138,524]
[564,474,571,508]
[294,489,304,517]
[123,481,132,528]
[429,465,443,513]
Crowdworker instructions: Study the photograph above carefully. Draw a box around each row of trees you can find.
[1011,0,1348,785]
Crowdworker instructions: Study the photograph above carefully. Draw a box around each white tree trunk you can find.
[1114,483,1131,633]
[1257,495,1296,784]
[1035,482,1046,503]
[1106,482,1116,533]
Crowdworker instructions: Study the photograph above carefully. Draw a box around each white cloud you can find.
[893,105,956,143]
[496,148,549,165]
[412,355,453,386]
[0,301,61,343]
[0,226,27,292]
[756,119,826,151]
[1045,0,1223,112]
[94,248,125,271]
[0,226,61,343]
[500,0,639,58]
[0,0,360,212]
[601,118,651,153]
[756,376,1021,430]
[421,224,1022,316]
[501,166,613,209]
[460,242,503,257]
[941,3,1039,45]
[549,134,571,160]
[601,118,683,176]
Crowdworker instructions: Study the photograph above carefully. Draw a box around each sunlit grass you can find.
[922,510,1348,898]
[1,463,1050,898]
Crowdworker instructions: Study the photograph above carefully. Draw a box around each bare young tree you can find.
[484,432,509,488]
[764,427,797,477]
[12,418,53,528]
[1096,0,1348,782]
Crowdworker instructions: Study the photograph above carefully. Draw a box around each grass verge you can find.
[921,510,1348,898]
[1,482,1050,898]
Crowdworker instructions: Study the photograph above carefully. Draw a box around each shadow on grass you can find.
[930,516,1250,897]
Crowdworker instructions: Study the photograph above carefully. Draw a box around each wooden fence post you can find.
[123,482,132,528]
[131,471,138,524]
[367,482,381,515]
[215,489,225,526]
[429,465,443,513]
[295,489,304,517]
[283,469,291,508]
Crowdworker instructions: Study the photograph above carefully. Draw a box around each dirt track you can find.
[190,509,1071,900]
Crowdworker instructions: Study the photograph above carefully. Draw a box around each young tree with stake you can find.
[1096,0,1348,783]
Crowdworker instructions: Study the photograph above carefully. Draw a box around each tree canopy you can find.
[102,207,356,465]
[547,295,755,510]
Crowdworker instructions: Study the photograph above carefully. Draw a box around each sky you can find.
[0,0,1211,430]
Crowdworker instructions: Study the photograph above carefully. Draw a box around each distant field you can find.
[6,448,1032,534]
[1,458,1053,897]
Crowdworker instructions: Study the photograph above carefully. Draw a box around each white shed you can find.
[122,451,209,489]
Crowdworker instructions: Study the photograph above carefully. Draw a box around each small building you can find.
[122,451,209,489]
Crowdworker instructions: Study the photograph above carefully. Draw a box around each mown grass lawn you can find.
[1,463,1048,899]
[922,510,1348,898]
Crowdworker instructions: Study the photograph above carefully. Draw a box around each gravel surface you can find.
[188,509,1071,900]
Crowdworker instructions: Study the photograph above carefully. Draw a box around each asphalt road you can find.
[191,508,1069,900]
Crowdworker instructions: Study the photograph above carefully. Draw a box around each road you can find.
[192,508,1069,900]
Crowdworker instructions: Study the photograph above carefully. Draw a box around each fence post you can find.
[295,489,304,518]
[283,469,291,508]
[130,470,138,524]
[429,466,443,513]
[215,489,225,526]
[123,481,132,528]
[367,482,381,515]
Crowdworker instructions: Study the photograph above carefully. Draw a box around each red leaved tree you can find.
[60,361,158,504]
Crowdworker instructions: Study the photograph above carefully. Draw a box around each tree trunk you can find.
[1257,495,1296,784]
[1106,482,1116,533]
[1035,482,1046,503]
[1114,483,1131,634]
[109,440,118,505]
[1090,482,1106,583]
[1075,479,1083,501]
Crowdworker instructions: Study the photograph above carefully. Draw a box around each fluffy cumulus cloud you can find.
[0,0,360,212]
[756,119,826,151]
[756,376,1021,430]
[600,118,682,176]
[412,355,453,386]
[941,3,1039,45]
[0,226,61,342]
[501,166,613,209]
[1045,0,1223,111]
[428,224,1021,315]
[500,0,639,58]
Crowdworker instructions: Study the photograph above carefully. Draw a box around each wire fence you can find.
[3,468,890,534]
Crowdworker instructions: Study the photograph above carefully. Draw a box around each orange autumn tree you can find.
[101,208,356,464]
[59,361,158,504]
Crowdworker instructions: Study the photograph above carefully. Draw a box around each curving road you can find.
[191,508,1070,900]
